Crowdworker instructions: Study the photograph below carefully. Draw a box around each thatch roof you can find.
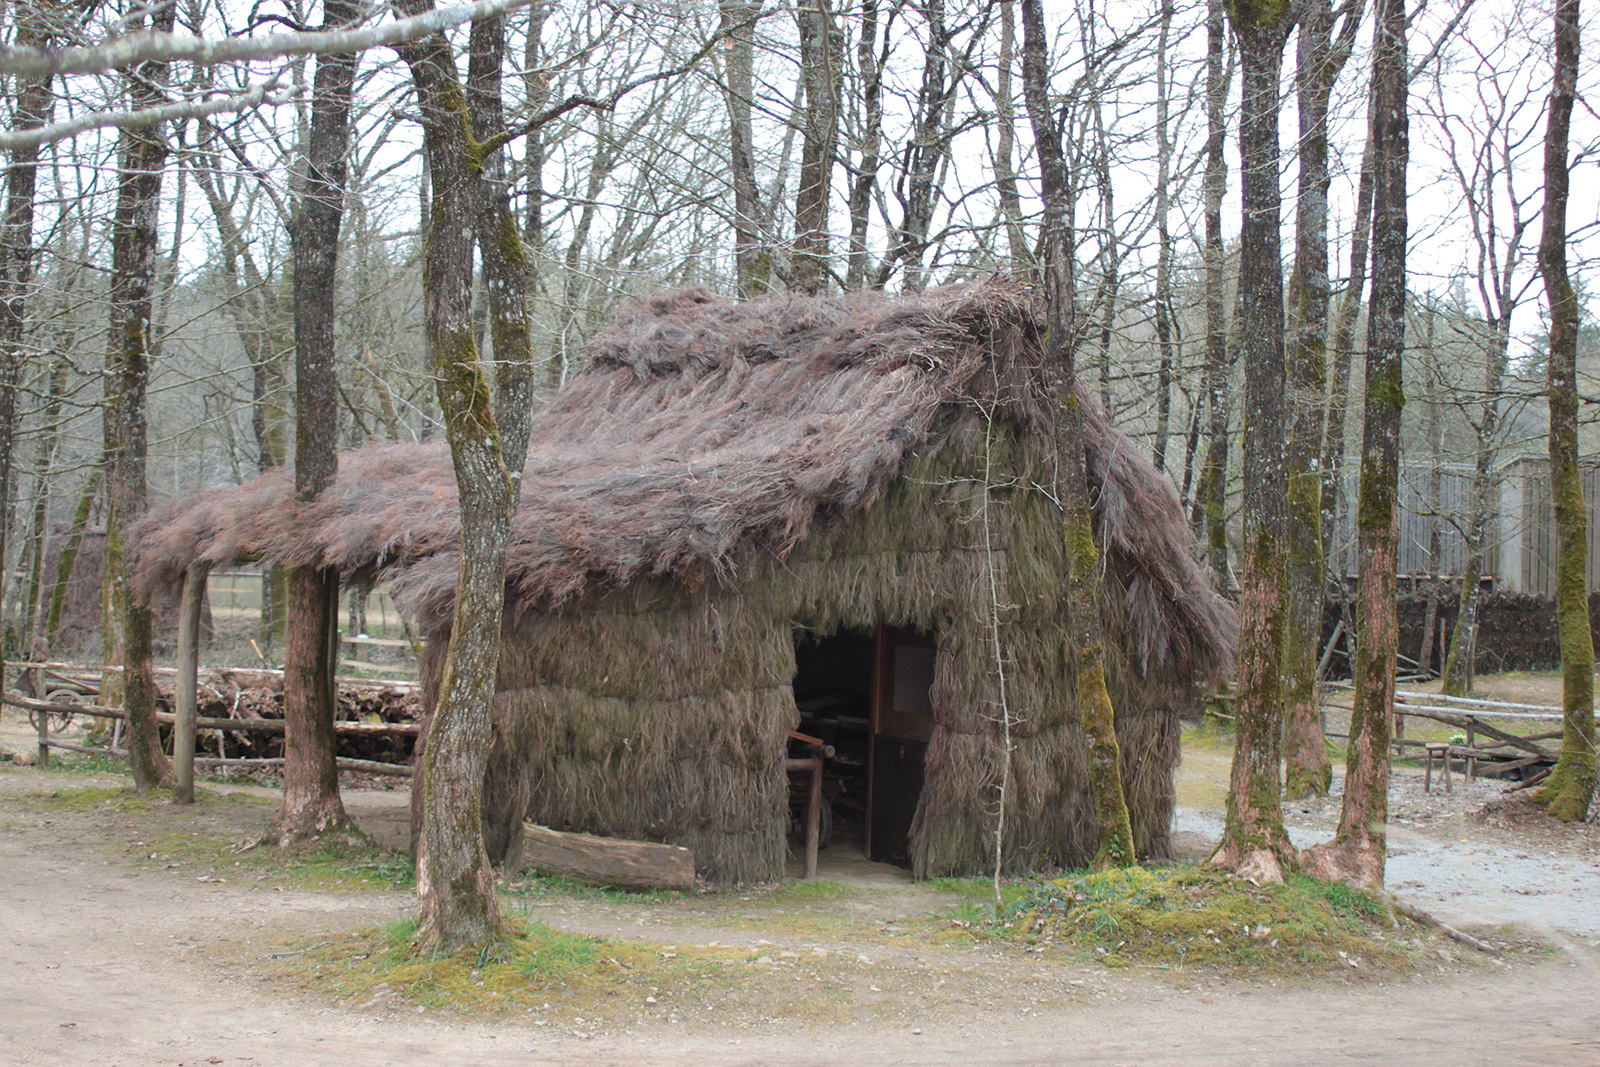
[130,281,1233,680]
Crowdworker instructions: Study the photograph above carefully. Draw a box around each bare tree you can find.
[271,0,365,842]
[393,0,517,952]
[98,0,179,790]
[793,0,843,294]
[1304,0,1408,889]
[1196,0,1232,591]
[1020,0,1135,869]
[0,2,65,703]
[720,0,769,295]
[844,0,887,290]
[1149,0,1176,472]
[1284,0,1363,800]
[1426,15,1544,696]
[1211,0,1295,884]
[1532,0,1595,823]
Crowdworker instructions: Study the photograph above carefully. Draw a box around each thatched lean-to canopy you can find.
[130,281,1235,884]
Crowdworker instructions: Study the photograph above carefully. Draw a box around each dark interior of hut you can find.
[791,627,936,869]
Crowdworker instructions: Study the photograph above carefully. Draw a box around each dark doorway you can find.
[868,626,935,867]
[792,629,875,852]
[791,625,936,869]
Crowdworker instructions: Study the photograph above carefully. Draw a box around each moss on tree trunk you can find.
[396,0,519,954]
[1303,0,1408,889]
[103,0,177,792]
[271,0,363,845]
[1020,0,1136,869]
[1211,5,1296,883]
[1530,0,1596,824]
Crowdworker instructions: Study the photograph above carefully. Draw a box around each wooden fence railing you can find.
[4,656,418,784]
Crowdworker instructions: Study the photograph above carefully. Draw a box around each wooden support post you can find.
[35,700,49,767]
[806,755,823,880]
[787,754,824,880]
[173,563,208,804]
[324,569,340,718]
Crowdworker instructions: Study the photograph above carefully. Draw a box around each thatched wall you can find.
[131,282,1233,884]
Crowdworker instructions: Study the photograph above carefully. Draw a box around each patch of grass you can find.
[767,878,856,901]
[211,836,416,892]
[29,751,132,776]
[926,875,1028,913]
[513,923,604,978]
[1001,864,1422,977]
[20,784,152,812]
[285,917,735,1020]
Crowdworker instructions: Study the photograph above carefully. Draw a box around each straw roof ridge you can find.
[128,279,1233,679]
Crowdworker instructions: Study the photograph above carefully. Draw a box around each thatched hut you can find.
[129,282,1235,884]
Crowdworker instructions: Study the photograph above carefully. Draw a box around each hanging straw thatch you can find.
[130,281,1235,883]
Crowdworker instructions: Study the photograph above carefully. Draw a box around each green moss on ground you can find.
[1001,865,1422,976]
[276,918,758,1022]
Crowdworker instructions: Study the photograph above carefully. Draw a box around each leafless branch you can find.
[0,77,292,150]
[0,0,533,77]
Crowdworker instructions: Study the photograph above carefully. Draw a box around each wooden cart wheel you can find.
[29,690,81,734]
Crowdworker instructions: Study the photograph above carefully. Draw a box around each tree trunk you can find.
[722,1,768,295]
[1303,0,1408,889]
[1020,0,1135,869]
[22,352,69,650]
[992,1,1032,273]
[103,0,177,792]
[1211,3,1295,884]
[273,0,363,844]
[1417,305,1441,681]
[1150,1,1176,473]
[1283,0,1349,801]
[394,0,516,954]
[1197,0,1233,591]
[793,0,842,294]
[45,461,101,653]
[1440,319,1511,695]
[469,11,536,474]
[0,7,57,710]
[1322,90,1377,593]
[845,0,884,290]
[1533,0,1595,823]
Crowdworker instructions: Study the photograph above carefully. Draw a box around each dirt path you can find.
[3,766,1599,1066]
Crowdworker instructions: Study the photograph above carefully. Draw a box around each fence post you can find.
[36,700,49,766]
[173,563,209,804]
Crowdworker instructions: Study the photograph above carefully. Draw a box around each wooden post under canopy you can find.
[173,563,209,804]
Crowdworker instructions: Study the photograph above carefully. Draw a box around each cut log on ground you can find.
[519,822,696,891]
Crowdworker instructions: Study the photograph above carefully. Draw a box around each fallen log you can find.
[1472,755,1547,779]
[519,822,695,891]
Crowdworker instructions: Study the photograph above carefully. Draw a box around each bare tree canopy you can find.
[0,0,532,77]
